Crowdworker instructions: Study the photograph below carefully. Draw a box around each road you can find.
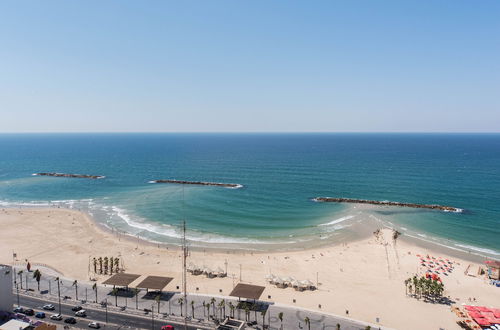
[18,295,205,330]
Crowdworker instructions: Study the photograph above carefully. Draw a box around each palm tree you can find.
[155,295,161,314]
[18,270,23,290]
[114,257,120,273]
[33,269,41,291]
[220,299,226,319]
[112,287,118,306]
[98,257,103,274]
[305,316,311,330]
[278,312,284,330]
[93,257,97,274]
[104,257,108,275]
[92,283,98,303]
[229,302,235,318]
[210,297,216,318]
[244,306,250,322]
[202,301,206,317]
[109,257,114,275]
[72,280,78,301]
[178,297,184,317]
[336,323,341,330]
[191,300,195,318]
[261,310,267,328]
[205,301,210,318]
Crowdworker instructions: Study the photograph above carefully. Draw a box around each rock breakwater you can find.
[150,179,243,189]
[313,197,462,213]
[33,172,105,179]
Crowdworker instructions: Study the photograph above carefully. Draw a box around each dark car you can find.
[23,309,34,316]
[13,307,24,314]
[35,312,46,318]
[64,317,77,324]
[71,306,83,312]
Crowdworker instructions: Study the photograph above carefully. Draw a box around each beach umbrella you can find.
[291,280,300,287]
[300,279,314,286]
[265,274,275,281]
[281,276,294,284]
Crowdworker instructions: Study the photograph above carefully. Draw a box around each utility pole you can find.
[182,219,188,330]
[56,278,61,315]
[15,280,20,306]
[151,304,155,330]
[182,185,188,330]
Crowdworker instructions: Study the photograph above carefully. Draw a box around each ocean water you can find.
[0,133,499,257]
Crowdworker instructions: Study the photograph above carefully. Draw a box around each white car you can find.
[75,310,87,317]
[50,314,63,321]
[88,322,101,329]
[42,304,55,310]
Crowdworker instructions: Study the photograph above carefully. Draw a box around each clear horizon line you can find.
[0,131,499,134]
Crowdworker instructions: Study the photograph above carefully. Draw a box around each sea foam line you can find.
[318,215,355,226]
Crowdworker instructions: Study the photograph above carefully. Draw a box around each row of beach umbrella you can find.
[187,263,226,277]
[265,274,315,290]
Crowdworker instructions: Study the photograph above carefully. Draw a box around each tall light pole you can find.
[15,280,20,306]
[56,277,61,315]
[181,185,188,330]
[151,304,155,330]
[182,220,188,330]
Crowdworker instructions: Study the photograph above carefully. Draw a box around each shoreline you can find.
[2,202,499,261]
[1,206,498,330]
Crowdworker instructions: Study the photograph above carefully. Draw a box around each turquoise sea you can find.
[0,133,499,257]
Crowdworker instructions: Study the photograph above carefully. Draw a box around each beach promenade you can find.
[1,207,498,330]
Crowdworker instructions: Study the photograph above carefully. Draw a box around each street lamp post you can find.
[151,304,155,330]
[15,280,20,306]
[56,278,61,315]
[105,298,108,324]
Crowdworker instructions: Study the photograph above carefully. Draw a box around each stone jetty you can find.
[313,197,462,212]
[150,179,242,188]
[33,172,105,179]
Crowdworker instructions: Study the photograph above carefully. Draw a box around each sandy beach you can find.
[0,207,498,330]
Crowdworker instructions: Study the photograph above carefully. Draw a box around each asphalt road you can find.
[18,295,205,330]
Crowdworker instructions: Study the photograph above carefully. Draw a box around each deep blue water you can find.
[0,133,499,255]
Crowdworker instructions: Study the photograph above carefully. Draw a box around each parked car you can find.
[75,310,87,317]
[42,304,55,310]
[161,326,174,330]
[13,307,24,313]
[64,317,77,324]
[71,306,83,311]
[23,309,34,316]
[50,314,63,321]
[35,312,46,318]
[88,322,101,329]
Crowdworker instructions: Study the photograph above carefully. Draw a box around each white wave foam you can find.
[318,215,354,226]
[109,206,274,244]
[455,244,500,256]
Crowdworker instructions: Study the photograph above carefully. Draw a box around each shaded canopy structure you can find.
[135,276,173,291]
[229,283,265,300]
[102,273,140,287]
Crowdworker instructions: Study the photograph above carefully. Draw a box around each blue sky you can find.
[0,1,499,132]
